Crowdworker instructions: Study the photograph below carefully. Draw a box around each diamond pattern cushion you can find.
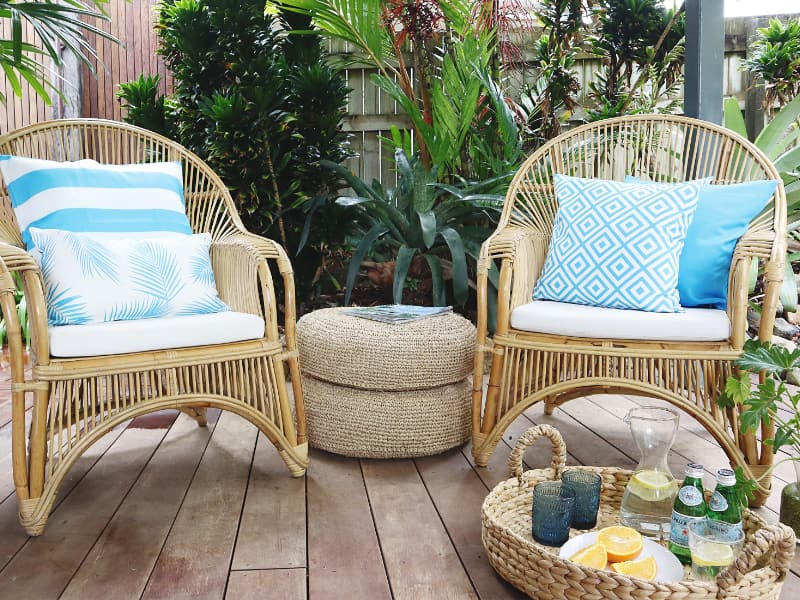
[533,175,701,313]
[626,176,778,309]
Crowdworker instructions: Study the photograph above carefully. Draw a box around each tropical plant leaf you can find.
[392,245,416,304]
[418,210,436,249]
[735,338,800,374]
[780,258,798,312]
[755,94,800,159]
[722,97,748,138]
[439,226,468,306]
[423,253,445,306]
[722,372,751,406]
[344,223,387,306]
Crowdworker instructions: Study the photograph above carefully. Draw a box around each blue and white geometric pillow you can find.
[0,156,193,250]
[533,175,702,313]
[29,229,229,326]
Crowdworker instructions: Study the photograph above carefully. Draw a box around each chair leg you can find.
[179,406,208,427]
[543,395,557,415]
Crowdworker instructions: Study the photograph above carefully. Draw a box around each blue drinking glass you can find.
[561,470,602,530]
[532,482,575,546]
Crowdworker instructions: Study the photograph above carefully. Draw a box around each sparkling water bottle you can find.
[707,468,742,541]
[668,463,707,564]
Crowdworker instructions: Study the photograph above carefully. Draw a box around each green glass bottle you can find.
[668,463,707,564]
[707,468,743,541]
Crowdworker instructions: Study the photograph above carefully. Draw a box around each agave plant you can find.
[723,95,800,311]
[322,149,504,307]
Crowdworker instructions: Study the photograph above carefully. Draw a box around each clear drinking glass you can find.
[532,482,575,546]
[688,522,745,581]
[561,470,602,529]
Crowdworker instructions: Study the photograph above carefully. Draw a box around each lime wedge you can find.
[693,541,734,567]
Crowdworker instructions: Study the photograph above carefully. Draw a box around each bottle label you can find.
[678,486,703,507]
[709,491,728,512]
[707,519,743,543]
[670,511,705,547]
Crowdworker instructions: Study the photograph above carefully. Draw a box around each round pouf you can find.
[296,307,476,458]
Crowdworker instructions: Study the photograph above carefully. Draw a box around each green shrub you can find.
[118,0,352,303]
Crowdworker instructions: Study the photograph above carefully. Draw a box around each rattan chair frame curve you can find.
[471,114,787,505]
[0,119,308,535]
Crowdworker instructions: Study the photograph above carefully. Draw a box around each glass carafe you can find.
[619,406,679,538]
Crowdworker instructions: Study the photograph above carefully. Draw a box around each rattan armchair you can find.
[0,119,307,535]
[471,115,786,505]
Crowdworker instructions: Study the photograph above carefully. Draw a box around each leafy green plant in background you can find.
[323,149,504,308]
[118,0,352,305]
[586,0,685,119]
[0,274,30,349]
[723,95,800,312]
[717,340,800,501]
[0,0,120,104]
[742,17,800,117]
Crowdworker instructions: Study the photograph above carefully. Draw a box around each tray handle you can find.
[717,523,795,593]
[508,424,568,486]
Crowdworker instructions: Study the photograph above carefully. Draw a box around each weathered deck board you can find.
[0,383,796,599]
[306,451,391,600]
[60,413,216,599]
[414,449,526,599]
[361,458,478,600]
[140,411,258,600]
[0,427,167,599]
[225,569,306,600]
[231,433,306,571]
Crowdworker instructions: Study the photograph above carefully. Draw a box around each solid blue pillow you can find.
[626,177,777,309]
[533,175,701,313]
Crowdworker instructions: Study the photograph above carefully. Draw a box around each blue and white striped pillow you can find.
[0,156,192,249]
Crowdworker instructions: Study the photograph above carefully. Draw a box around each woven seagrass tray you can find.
[481,425,796,600]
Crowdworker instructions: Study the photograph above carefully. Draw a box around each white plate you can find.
[558,531,684,583]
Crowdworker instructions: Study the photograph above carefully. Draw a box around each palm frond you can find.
[129,241,182,305]
[46,283,91,326]
[189,254,216,286]
[63,232,119,281]
[175,296,230,316]
[104,296,167,322]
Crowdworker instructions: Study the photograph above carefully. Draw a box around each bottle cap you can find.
[685,463,704,478]
[716,468,736,486]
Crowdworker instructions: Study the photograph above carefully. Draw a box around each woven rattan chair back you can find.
[471,114,786,505]
[0,119,307,535]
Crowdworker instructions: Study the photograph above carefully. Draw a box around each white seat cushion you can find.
[49,311,265,358]
[510,300,730,342]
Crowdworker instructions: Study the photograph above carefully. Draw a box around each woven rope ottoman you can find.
[296,307,476,458]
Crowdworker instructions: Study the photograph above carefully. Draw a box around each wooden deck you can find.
[0,368,798,599]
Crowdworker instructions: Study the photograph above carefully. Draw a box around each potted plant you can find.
[718,339,800,536]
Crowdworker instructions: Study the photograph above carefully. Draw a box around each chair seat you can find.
[49,311,265,357]
[510,300,731,342]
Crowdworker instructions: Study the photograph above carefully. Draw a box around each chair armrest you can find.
[210,233,298,345]
[0,242,50,366]
[728,229,785,349]
[480,226,550,318]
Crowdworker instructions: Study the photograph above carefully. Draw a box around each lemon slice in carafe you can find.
[628,470,674,501]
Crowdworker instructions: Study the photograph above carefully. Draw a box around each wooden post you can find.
[684,0,724,124]
[50,41,83,119]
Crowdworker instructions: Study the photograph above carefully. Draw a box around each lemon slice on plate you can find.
[610,556,658,580]
[569,542,607,569]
